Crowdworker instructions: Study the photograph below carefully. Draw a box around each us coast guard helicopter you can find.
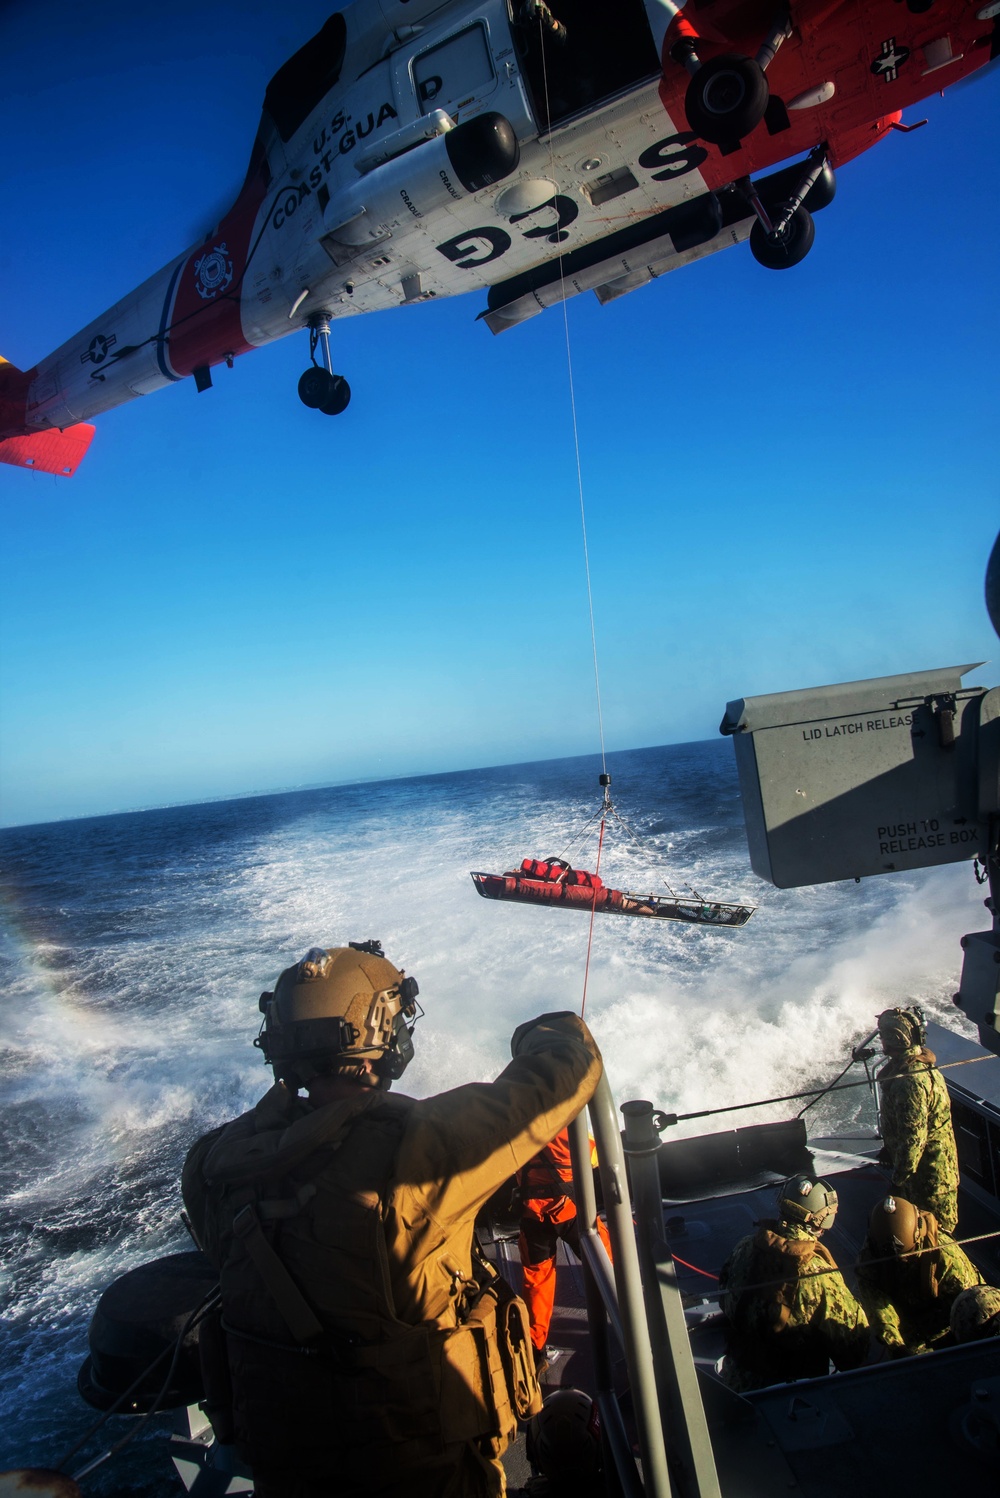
[0,0,995,475]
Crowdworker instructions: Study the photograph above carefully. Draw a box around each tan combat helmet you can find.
[868,1195,942,1297]
[868,1195,926,1256]
[776,1174,838,1233]
[877,1006,927,1055]
[950,1285,1000,1343]
[256,941,420,1089]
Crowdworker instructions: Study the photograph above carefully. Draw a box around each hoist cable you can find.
[530,20,728,917]
[536,17,608,1014]
[537,18,606,779]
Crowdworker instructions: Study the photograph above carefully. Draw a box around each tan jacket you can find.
[182,1011,602,1494]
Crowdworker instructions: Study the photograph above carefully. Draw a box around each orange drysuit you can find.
[516,1127,612,1353]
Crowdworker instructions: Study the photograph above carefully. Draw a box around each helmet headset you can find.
[868,1195,942,1299]
[867,1195,931,1257]
[776,1173,839,1233]
[877,1005,927,1054]
[255,940,421,1090]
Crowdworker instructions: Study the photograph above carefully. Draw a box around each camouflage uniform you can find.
[878,1047,959,1233]
[719,1223,869,1392]
[856,1229,982,1355]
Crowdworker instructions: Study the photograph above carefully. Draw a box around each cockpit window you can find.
[412,24,495,117]
[263,13,348,143]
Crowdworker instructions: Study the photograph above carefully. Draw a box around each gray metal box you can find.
[720,664,989,888]
[957,930,1000,1054]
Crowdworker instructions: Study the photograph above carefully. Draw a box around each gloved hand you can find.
[510,1012,579,1056]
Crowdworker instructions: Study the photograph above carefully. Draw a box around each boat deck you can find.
[483,1019,1000,1496]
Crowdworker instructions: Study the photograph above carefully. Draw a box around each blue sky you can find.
[0,2,997,827]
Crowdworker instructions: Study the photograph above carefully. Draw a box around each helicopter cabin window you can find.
[263,13,348,143]
[412,24,496,118]
[514,0,659,131]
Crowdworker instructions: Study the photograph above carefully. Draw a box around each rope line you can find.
[660,1052,1000,1128]
[678,1227,1000,1306]
[580,818,605,1019]
[671,1252,720,1282]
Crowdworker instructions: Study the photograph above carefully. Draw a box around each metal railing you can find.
[568,1080,722,1498]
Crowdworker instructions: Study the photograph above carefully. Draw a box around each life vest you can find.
[517,1129,574,1204]
[190,1086,539,1484]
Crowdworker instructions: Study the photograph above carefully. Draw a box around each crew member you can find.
[516,1127,611,1373]
[877,1006,959,1233]
[182,942,604,1498]
[855,1194,983,1356]
[719,1174,869,1391]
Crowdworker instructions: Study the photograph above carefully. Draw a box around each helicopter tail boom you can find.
[0,354,94,475]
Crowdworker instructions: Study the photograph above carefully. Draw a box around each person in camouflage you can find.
[877,1007,959,1234]
[718,1174,869,1392]
[855,1194,983,1356]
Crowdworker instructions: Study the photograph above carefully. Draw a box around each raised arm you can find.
[389,1011,603,1235]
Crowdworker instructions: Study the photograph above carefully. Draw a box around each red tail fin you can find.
[0,354,94,475]
[0,424,96,477]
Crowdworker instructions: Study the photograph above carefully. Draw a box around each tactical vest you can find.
[725,1227,838,1382]
[192,1086,539,1486]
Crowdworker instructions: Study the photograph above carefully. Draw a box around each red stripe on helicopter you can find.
[162,148,272,379]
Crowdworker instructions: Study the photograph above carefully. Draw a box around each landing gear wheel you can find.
[684,54,769,145]
[298,366,331,409]
[298,367,351,414]
[319,374,351,416]
[749,204,815,270]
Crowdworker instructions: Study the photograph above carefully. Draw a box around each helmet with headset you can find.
[877,1005,927,1055]
[776,1174,839,1234]
[256,941,420,1090]
[867,1195,933,1256]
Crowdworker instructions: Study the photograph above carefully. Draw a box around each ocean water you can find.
[0,738,985,1488]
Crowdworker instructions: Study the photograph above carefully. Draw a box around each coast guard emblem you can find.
[193,243,234,300]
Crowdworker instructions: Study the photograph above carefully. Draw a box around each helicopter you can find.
[0,0,995,476]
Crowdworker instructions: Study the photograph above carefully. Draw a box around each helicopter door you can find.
[412,22,498,121]
[514,0,660,131]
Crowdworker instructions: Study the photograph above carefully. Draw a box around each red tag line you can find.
[670,1252,719,1282]
[580,817,605,1021]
